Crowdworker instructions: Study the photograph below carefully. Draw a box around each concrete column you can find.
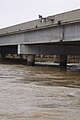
[27,54,35,66]
[60,55,67,67]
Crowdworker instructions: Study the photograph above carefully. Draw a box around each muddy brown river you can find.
[0,63,80,120]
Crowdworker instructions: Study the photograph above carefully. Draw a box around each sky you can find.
[0,0,80,28]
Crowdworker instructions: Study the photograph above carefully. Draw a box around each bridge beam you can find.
[60,55,67,67]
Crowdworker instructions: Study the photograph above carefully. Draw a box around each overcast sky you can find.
[0,0,80,28]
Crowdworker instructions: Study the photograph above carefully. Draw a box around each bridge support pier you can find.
[20,54,23,60]
[27,54,35,66]
[1,54,6,60]
[60,55,67,68]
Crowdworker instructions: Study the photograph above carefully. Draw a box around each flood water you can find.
[0,63,80,120]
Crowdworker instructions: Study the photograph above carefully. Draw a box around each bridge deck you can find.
[0,9,80,36]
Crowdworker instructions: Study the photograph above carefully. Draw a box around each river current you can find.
[0,63,80,120]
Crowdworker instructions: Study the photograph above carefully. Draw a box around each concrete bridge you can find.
[0,9,80,67]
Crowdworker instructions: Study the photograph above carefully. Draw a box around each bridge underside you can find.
[18,41,80,56]
[0,41,80,55]
[0,41,80,67]
[0,45,17,54]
